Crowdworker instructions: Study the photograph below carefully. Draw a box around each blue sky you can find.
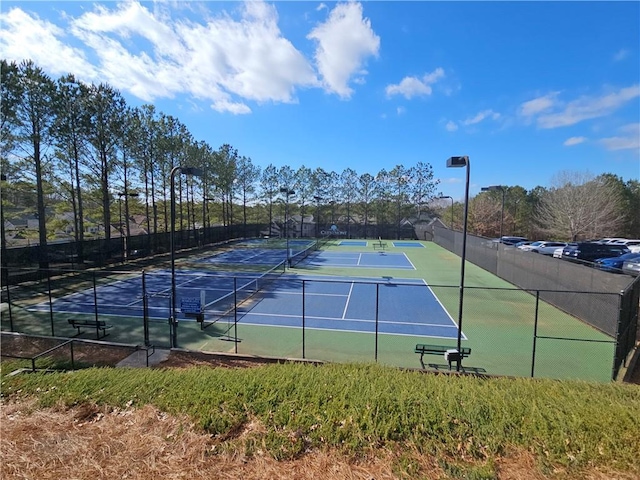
[1,1,638,200]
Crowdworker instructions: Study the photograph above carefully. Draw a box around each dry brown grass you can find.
[2,399,637,480]
[2,339,639,479]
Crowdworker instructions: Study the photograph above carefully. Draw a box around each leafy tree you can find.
[388,165,412,239]
[1,60,21,162]
[294,165,313,237]
[358,173,376,238]
[260,164,279,232]
[85,83,126,242]
[236,156,261,234]
[52,74,91,261]
[130,104,160,248]
[374,169,392,234]
[340,168,359,238]
[410,161,438,218]
[11,61,58,267]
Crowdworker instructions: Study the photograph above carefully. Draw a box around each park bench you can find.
[68,318,112,339]
[415,344,471,370]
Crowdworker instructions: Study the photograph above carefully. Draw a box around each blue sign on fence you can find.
[181,297,202,314]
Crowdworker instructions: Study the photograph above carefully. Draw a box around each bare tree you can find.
[535,171,624,241]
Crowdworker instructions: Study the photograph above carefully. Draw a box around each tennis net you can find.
[201,260,285,330]
[289,242,318,267]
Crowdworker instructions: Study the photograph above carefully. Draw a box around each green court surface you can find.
[1,239,616,382]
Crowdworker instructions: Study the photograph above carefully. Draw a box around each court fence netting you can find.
[1,263,634,382]
[432,226,639,381]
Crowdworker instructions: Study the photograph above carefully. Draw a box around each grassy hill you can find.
[1,360,639,479]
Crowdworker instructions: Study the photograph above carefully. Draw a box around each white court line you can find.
[240,310,460,328]
[342,282,355,319]
[357,253,362,266]
[403,252,417,270]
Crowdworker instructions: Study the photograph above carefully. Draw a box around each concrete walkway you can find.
[116,348,171,368]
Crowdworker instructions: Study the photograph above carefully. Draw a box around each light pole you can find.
[1,174,7,269]
[202,197,215,246]
[313,195,323,238]
[280,187,295,267]
[481,185,506,241]
[437,195,454,229]
[170,166,202,348]
[118,191,139,261]
[446,156,470,371]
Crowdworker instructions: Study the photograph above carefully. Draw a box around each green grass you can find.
[2,361,639,476]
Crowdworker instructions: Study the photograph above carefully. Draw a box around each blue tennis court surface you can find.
[339,240,367,247]
[28,272,462,339]
[392,242,424,248]
[196,248,287,265]
[28,270,274,321]
[237,276,461,338]
[300,252,415,269]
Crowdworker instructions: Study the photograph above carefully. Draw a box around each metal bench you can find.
[68,318,112,339]
[373,241,387,250]
[415,344,471,370]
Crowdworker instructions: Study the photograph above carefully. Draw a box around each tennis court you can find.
[300,251,416,269]
[4,239,620,382]
[237,275,461,338]
[27,269,460,339]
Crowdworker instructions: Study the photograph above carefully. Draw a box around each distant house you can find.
[262,214,316,238]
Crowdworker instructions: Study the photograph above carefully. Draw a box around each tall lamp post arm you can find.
[169,167,180,346]
[446,156,470,370]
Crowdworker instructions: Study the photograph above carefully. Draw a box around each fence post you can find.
[2,267,14,331]
[531,290,540,378]
[302,279,306,359]
[375,283,379,362]
[48,271,55,336]
[142,270,150,346]
[234,277,238,353]
[93,272,99,339]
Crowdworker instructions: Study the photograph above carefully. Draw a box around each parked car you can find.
[514,240,533,248]
[608,239,640,253]
[517,241,543,251]
[622,258,640,276]
[497,236,529,245]
[594,253,640,273]
[520,241,568,255]
[560,242,631,265]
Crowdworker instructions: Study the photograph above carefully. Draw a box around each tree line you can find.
[1,59,638,268]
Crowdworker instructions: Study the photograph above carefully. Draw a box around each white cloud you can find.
[397,106,406,115]
[462,109,500,126]
[529,85,640,129]
[385,67,445,99]
[563,136,587,146]
[317,3,327,11]
[613,49,629,62]
[519,93,559,117]
[0,7,99,80]
[599,123,640,151]
[445,121,458,132]
[1,1,320,115]
[307,2,380,99]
